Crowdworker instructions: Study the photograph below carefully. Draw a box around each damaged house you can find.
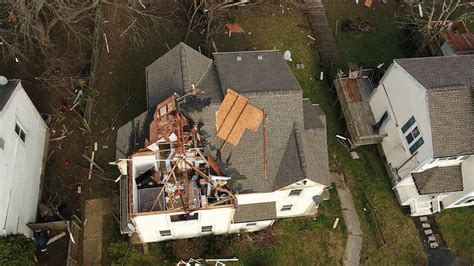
[115,43,330,243]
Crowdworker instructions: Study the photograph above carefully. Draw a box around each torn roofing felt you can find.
[118,43,330,193]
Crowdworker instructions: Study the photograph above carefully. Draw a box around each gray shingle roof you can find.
[0,79,19,112]
[427,85,474,157]
[394,55,474,89]
[233,202,277,223]
[120,44,330,193]
[213,50,302,94]
[146,42,213,109]
[412,165,464,195]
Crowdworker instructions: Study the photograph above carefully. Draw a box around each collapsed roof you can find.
[117,43,330,194]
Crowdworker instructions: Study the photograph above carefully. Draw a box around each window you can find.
[401,117,424,154]
[14,123,27,143]
[280,205,293,211]
[159,230,171,237]
[373,111,390,131]
[289,189,303,196]
[401,116,416,133]
[246,222,257,227]
[170,213,198,222]
[201,226,213,233]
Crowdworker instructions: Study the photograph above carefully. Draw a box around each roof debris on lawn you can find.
[225,23,245,33]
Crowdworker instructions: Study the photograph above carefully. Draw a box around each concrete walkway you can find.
[331,172,363,266]
[83,198,113,265]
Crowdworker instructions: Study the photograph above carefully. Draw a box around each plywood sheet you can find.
[216,89,264,145]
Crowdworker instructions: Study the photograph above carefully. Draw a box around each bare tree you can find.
[401,0,474,54]
[0,0,100,62]
[177,0,219,43]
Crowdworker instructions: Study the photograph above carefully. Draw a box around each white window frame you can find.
[14,122,27,144]
[159,230,172,237]
[201,225,213,233]
[288,189,303,197]
[402,121,423,154]
[280,204,293,211]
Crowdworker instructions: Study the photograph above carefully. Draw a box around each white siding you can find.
[131,179,326,242]
[236,179,325,218]
[0,82,48,237]
[369,62,433,179]
[133,207,234,243]
[441,156,474,208]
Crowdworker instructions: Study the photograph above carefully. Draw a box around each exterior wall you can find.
[369,62,433,180]
[133,207,235,243]
[236,179,325,218]
[441,156,474,208]
[131,178,325,242]
[0,82,48,237]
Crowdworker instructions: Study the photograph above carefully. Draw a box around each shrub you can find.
[0,234,35,266]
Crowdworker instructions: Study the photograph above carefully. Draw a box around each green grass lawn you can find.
[436,207,474,262]
[208,2,425,264]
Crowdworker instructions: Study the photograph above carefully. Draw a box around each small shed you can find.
[333,68,386,147]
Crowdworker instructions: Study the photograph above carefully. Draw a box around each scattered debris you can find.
[103,32,110,53]
[333,217,340,229]
[46,232,67,245]
[307,34,316,41]
[365,0,373,8]
[296,63,305,69]
[225,23,245,37]
[87,142,98,180]
[283,50,292,61]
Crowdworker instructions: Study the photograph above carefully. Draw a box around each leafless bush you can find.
[0,0,100,62]
[400,0,474,54]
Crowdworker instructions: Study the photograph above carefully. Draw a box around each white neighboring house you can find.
[368,55,474,216]
[0,79,49,237]
[115,43,331,243]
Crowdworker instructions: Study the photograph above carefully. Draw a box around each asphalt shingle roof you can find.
[213,50,302,94]
[427,85,474,157]
[412,165,464,195]
[119,45,330,193]
[146,42,213,109]
[395,55,474,157]
[233,202,277,223]
[394,55,474,89]
[0,79,19,112]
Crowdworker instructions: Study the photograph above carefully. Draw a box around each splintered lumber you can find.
[47,232,67,245]
[82,154,105,173]
[87,142,98,180]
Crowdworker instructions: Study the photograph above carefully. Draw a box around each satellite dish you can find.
[0,76,7,86]
[312,195,324,204]
[283,50,292,62]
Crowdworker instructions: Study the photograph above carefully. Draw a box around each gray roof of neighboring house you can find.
[118,44,330,193]
[427,85,474,157]
[394,55,474,89]
[395,55,474,157]
[146,42,213,109]
[233,202,277,223]
[213,50,302,94]
[412,165,464,195]
[0,79,19,112]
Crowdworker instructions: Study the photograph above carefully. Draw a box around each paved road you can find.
[331,172,363,266]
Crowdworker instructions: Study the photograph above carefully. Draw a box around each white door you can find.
[431,197,440,213]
